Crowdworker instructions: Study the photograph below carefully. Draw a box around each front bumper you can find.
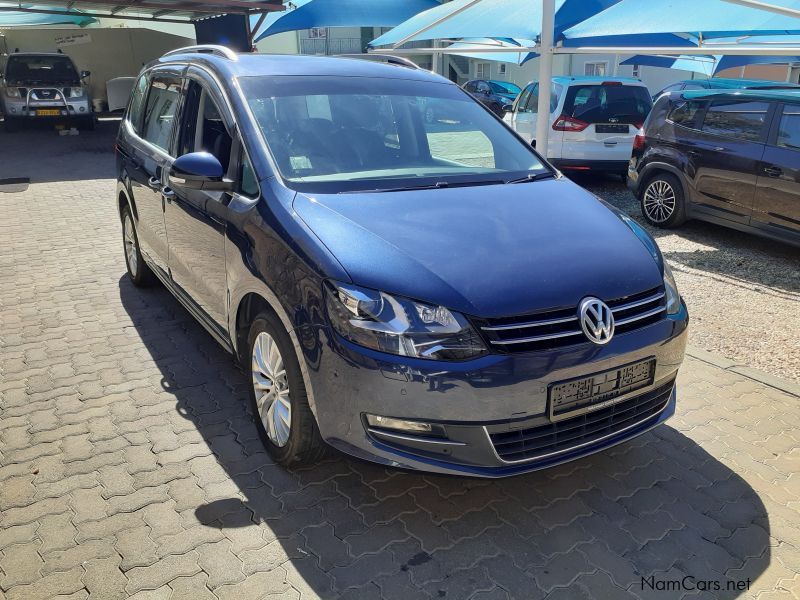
[306,303,688,477]
[2,93,91,119]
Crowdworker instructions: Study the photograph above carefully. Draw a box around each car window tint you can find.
[127,74,149,134]
[514,84,532,112]
[194,89,233,172]
[777,106,800,150]
[701,100,769,141]
[142,77,181,153]
[667,100,703,129]
[523,83,539,112]
[562,85,652,125]
[238,150,259,196]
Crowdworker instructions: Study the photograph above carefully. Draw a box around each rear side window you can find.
[562,84,652,124]
[141,76,182,153]
[521,83,561,113]
[701,100,770,142]
[667,100,704,129]
[776,105,800,150]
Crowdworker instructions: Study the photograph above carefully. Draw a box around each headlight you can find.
[663,262,681,315]
[5,87,21,98]
[325,282,487,360]
[69,87,84,98]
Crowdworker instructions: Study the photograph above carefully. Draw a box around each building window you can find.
[308,27,327,39]
[584,61,608,77]
[498,63,507,76]
[632,64,640,78]
[476,62,490,79]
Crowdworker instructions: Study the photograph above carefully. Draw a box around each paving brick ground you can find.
[1,122,799,599]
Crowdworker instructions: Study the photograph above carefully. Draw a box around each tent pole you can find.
[535,0,556,158]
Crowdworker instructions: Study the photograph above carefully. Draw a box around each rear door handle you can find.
[147,176,161,190]
[764,166,783,178]
[161,187,175,201]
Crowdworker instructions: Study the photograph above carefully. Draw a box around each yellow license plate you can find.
[37,109,61,117]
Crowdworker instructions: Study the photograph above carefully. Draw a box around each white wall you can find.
[1,27,194,102]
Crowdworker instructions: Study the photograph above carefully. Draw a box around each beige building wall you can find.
[715,63,793,82]
[0,27,194,102]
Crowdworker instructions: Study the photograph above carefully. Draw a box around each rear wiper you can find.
[505,172,556,184]
[341,179,505,194]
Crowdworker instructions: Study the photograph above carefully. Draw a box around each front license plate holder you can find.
[548,358,656,422]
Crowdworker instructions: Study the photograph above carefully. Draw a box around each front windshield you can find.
[489,81,521,95]
[241,75,548,193]
[5,55,79,84]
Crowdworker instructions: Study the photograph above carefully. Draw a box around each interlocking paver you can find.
[1,124,799,599]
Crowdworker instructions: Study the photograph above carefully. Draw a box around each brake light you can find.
[553,115,589,132]
[601,81,623,86]
[633,129,646,151]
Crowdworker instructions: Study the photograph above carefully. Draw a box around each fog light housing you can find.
[365,414,444,437]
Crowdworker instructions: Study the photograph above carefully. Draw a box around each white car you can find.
[504,76,652,176]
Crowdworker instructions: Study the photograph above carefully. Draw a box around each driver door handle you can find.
[147,176,161,190]
[161,186,175,201]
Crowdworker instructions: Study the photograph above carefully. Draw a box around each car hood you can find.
[293,177,663,318]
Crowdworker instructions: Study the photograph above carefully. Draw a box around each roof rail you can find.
[163,45,237,61]
[337,53,422,70]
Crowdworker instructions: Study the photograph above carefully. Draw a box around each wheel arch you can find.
[230,283,319,420]
[638,162,690,205]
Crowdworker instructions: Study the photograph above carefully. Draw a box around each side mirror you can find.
[81,70,91,79]
[169,152,232,192]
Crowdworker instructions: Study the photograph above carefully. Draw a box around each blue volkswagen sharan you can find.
[115,46,688,477]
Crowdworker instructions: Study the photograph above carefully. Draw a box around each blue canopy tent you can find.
[562,0,800,43]
[252,0,439,42]
[446,37,537,65]
[620,51,800,76]
[370,0,619,47]
[0,4,96,27]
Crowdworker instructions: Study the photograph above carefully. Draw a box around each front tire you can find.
[640,173,687,228]
[247,312,326,466]
[121,207,156,287]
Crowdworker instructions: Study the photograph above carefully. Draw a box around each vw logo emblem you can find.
[579,297,615,345]
[609,117,619,123]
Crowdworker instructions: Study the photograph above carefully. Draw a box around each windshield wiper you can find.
[505,172,556,185]
[341,179,505,194]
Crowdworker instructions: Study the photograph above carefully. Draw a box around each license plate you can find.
[549,358,655,421]
[37,109,61,117]
[596,124,629,134]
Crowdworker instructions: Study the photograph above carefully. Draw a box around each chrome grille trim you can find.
[476,286,667,351]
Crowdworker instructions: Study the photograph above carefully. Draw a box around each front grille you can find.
[488,378,674,463]
[474,286,666,354]
[30,88,59,100]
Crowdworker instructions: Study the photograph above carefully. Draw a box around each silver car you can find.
[1,52,93,132]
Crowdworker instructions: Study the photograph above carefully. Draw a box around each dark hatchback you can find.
[629,90,800,247]
[116,47,688,476]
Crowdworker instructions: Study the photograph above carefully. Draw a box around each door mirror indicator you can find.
[169,152,233,192]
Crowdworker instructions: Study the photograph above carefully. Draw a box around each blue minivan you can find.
[116,46,688,476]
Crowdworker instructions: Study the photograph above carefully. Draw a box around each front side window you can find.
[777,105,800,150]
[5,55,79,84]
[241,75,548,193]
[701,100,770,142]
[179,82,233,172]
[141,76,181,153]
[562,84,652,125]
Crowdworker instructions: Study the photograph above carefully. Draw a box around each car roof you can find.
[155,51,445,85]
[679,88,800,103]
[679,77,800,89]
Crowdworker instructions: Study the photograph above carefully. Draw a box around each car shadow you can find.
[118,274,770,599]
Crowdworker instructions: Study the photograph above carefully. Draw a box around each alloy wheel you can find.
[643,180,676,223]
[252,331,292,447]
[123,214,138,278]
